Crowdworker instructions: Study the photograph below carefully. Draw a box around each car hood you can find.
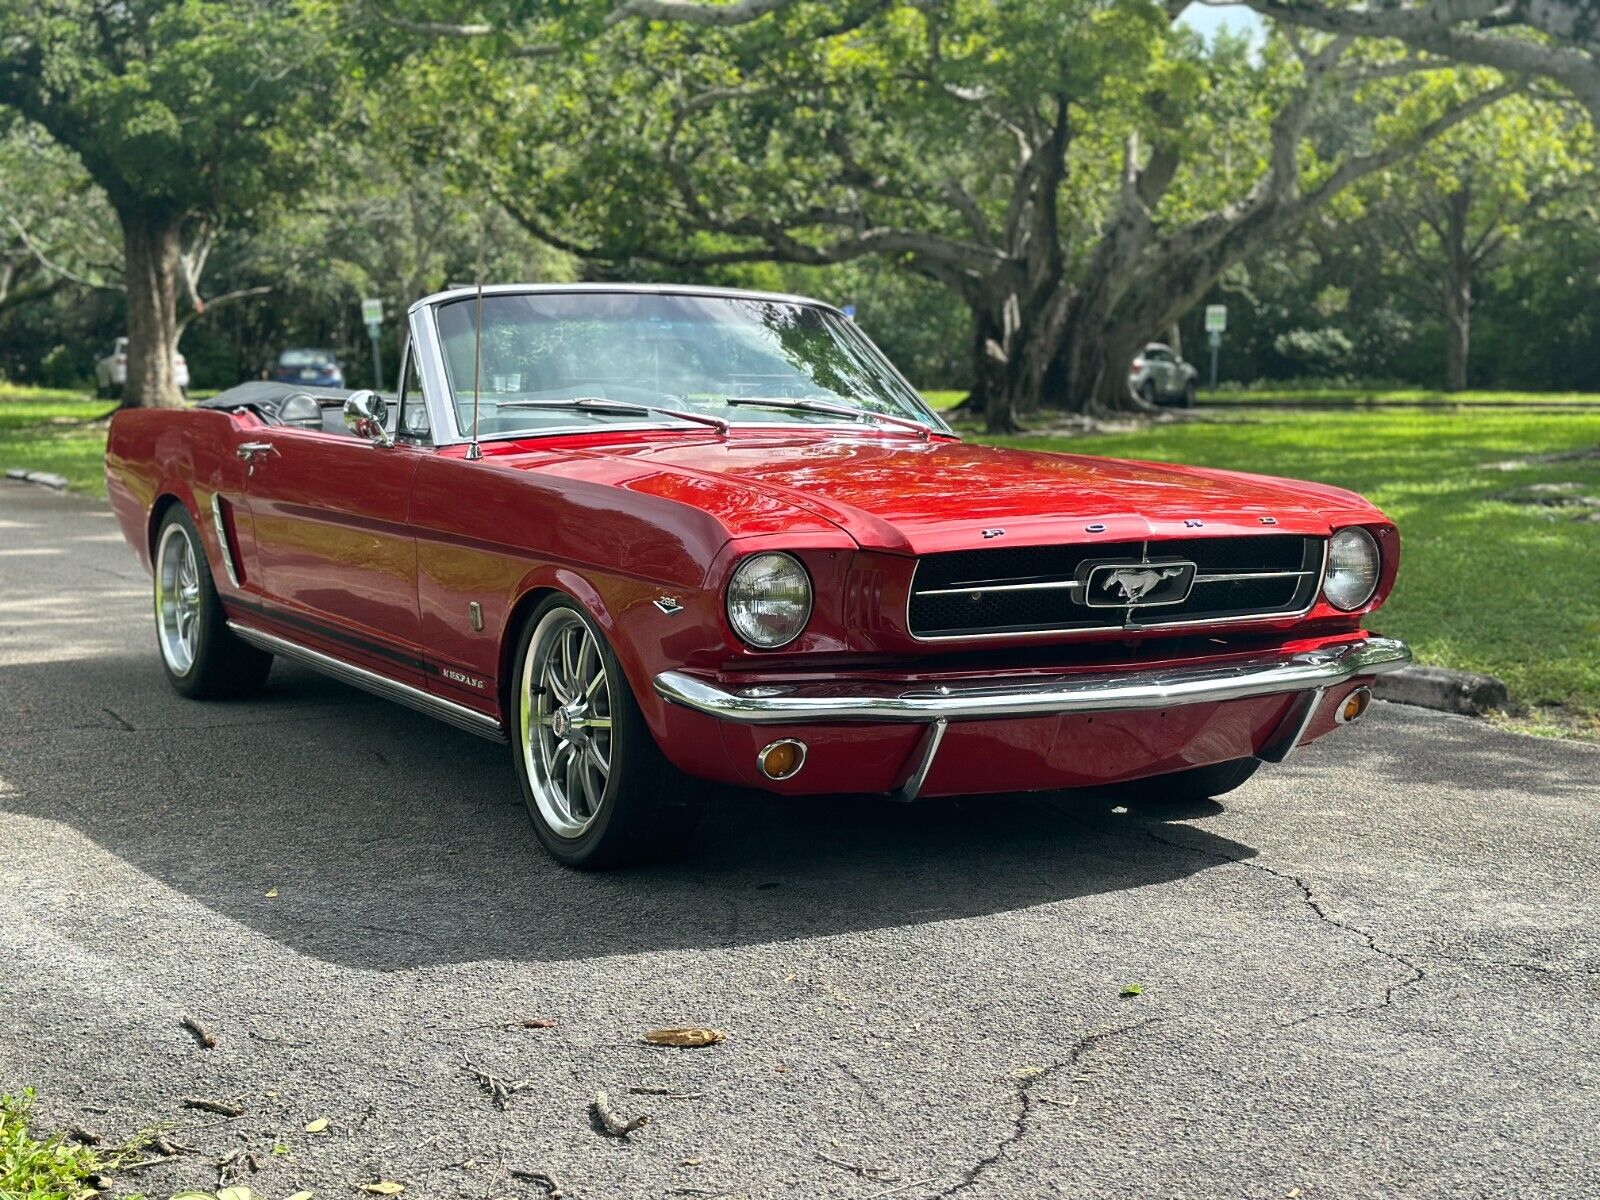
[562,432,1370,554]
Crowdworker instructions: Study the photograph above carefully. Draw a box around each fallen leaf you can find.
[217,1188,259,1200]
[773,1064,790,1073]
[303,1117,329,1133]
[681,1158,702,1166]
[265,888,279,898]
[1287,1191,1301,1199]
[521,1018,557,1029]
[171,1192,216,1200]
[1120,983,1143,998]
[288,1193,315,1200]
[1012,1066,1045,1079]
[358,1183,405,1196]
[644,1026,726,1047]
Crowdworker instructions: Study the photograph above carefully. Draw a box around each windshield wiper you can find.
[723,396,933,440]
[495,396,729,434]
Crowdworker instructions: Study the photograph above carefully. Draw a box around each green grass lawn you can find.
[1203,387,1600,407]
[990,407,1600,732]
[5,384,1597,730]
[0,385,112,494]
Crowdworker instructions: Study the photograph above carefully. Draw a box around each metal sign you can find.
[361,298,384,325]
[1204,304,1227,333]
[841,303,857,320]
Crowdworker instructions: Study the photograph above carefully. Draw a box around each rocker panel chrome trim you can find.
[226,621,506,741]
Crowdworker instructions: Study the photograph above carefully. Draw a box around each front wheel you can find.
[153,506,273,699]
[510,596,701,868]
[1182,379,1197,408]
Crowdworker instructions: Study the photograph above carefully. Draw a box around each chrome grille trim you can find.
[906,537,1327,641]
[916,579,1082,597]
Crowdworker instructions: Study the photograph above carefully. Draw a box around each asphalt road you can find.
[2,482,1597,1200]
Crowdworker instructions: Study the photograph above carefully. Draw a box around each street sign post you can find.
[361,298,384,389]
[1204,304,1227,388]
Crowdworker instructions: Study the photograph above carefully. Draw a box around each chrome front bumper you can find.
[653,637,1412,725]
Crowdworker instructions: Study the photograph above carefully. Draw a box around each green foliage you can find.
[0,1090,101,1200]
[0,0,343,220]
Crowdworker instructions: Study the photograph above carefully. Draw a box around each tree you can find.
[1357,95,1592,388]
[0,2,341,406]
[1229,0,1600,146]
[0,121,120,319]
[417,0,1510,428]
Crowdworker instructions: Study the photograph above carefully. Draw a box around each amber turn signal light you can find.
[757,738,807,781]
[1335,686,1372,725]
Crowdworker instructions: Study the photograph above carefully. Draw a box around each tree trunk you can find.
[1442,187,1472,393]
[120,206,186,409]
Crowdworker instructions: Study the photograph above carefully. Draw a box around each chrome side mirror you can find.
[343,390,392,447]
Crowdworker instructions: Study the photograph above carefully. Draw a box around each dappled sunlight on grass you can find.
[991,406,1600,718]
[0,391,111,495]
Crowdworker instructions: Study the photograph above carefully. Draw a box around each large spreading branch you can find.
[1223,0,1600,138]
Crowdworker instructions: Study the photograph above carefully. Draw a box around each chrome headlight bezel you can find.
[725,551,813,649]
[1323,526,1381,611]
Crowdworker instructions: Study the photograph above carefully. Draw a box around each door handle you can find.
[237,442,277,461]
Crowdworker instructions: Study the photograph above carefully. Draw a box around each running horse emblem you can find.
[1102,566,1185,602]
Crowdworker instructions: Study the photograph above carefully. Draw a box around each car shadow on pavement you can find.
[0,656,1271,969]
[10,657,1575,972]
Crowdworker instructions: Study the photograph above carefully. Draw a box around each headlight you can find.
[1323,527,1381,611]
[726,552,812,648]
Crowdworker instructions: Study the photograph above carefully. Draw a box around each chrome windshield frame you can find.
[405,283,954,448]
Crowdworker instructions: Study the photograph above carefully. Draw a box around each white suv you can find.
[95,337,190,400]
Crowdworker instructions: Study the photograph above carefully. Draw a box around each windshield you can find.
[432,291,938,440]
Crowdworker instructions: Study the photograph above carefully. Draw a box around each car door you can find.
[241,418,428,684]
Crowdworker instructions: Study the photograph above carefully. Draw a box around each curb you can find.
[5,467,70,490]
[1374,664,1509,717]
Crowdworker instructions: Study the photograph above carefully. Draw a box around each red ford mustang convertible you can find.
[107,285,1409,867]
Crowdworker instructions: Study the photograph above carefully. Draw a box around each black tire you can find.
[1114,756,1260,804]
[1182,379,1197,408]
[152,506,273,699]
[1139,380,1157,406]
[508,594,702,869]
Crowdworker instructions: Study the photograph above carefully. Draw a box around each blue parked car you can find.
[270,348,345,388]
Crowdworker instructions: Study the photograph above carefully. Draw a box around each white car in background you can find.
[95,337,190,400]
[1128,342,1199,407]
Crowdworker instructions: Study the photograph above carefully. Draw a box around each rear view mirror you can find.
[343,390,392,447]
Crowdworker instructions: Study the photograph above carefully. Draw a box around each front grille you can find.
[908,535,1323,638]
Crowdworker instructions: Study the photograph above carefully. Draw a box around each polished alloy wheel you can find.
[520,608,615,838]
[156,521,202,676]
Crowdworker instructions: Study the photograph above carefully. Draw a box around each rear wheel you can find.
[153,506,273,699]
[1138,380,1157,407]
[1114,756,1260,804]
[510,595,701,868]
[1183,379,1197,408]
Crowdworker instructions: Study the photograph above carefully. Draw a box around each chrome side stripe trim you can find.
[226,621,507,742]
[211,493,241,588]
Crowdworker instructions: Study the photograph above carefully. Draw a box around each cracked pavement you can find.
[2,483,1598,1199]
